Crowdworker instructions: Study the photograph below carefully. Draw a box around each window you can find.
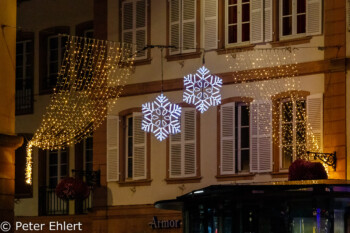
[106,110,151,185]
[219,102,251,175]
[121,0,148,60]
[168,107,200,181]
[75,21,94,38]
[39,27,70,94]
[168,0,198,55]
[280,0,306,37]
[280,98,306,169]
[226,0,250,45]
[16,36,34,115]
[219,98,272,177]
[84,136,93,172]
[272,91,323,172]
[279,0,322,38]
[47,149,68,188]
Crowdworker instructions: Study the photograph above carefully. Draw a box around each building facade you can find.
[14,0,350,233]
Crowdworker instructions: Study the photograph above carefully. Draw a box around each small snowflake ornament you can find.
[183,66,222,113]
[142,94,182,141]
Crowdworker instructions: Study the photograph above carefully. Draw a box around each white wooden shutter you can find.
[250,102,259,172]
[220,103,235,175]
[170,128,182,178]
[264,0,273,42]
[135,0,147,59]
[182,0,196,53]
[307,94,323,151]
[250,101,272,173]
[170,0,181,55]
[184,108,196,176]
[133,112,147,180]
[107,115,119,182]
[258,101,272,172]
[122,1,134,47]
[306,0,322,36]
[204,0,218,50]
[250,0,263,44]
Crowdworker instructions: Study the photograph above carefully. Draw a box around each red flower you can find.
[55,177,90,200]
[288,159,328,181]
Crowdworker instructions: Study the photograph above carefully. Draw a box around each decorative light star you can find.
[183,66,222,113]
[142,94,182,141]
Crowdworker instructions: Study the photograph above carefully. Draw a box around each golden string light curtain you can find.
[26,35,135,184]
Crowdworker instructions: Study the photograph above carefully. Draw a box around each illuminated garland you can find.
[25,35,135,184]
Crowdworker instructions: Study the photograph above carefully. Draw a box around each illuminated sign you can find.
[148,216,181,229]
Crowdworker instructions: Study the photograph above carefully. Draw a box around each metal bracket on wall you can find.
[306,151,337,170]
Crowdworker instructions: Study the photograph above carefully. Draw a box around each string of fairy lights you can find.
[25,35,334,184]
[25,35,135,184]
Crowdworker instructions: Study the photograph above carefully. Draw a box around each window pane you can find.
[241,106,249,126]
[49,62,58,74]
[228,6,237,24]
[86,163,93,172]
[48,74,57,87]
[49,178,57,188]
[128,137,133,156]
[61,152,67,164]
[242,23,250,42]
[296,145,306,158]
[228,25,237,43]
[86,151,93,163]
[282,101,293,122]
[128,117,133,136]
[283,0,292,16]
[297,0,306,13]
[282,123,293,145]
[49,49,58,61]
[128,157,133,178]
[16,67,23,80]
[282,146,293,169]
[297,14,306,34]
[49,166,57,177]
[241,150,250,171]
[229,0,237,4]
[16,43,23,53]
[49,37,58,49]
[282,17,292,36]
[241,128,249,148]
[60,165,67,177]
[296,100,306,121]
[16,55,23,66]
[49,152,58,164]
[242,4,250,22]
[296,122,306,144]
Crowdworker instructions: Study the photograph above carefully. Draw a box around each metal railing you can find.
[39,186,69,216]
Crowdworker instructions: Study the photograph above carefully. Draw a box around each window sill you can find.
[165,51,202,62]
[216,44,255,55]
[133,58,152,66]
[165,176,202,184]
[216,173,255,181]
[118,179,152,187]
[271,171,289,178]
[271,36,312,47]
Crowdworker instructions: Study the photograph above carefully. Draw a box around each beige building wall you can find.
[15,0,93,216]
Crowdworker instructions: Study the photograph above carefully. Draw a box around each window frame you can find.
[225,0,251,47]
[46,148,69,188]
[279,0,306,39]
[118,108,151,186]
[279,97,307,170]
[16,33,34,115]
[39,26,70,94]
[120,0,151,65]
[217,97,254,180]
[271,90,310,173]
[166,103,201,184]
[166,0,201,61]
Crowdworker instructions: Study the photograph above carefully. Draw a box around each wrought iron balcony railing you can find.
[306,151,336,170]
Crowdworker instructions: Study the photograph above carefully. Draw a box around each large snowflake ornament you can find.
[183,66,222,113]
[142,94,182,141]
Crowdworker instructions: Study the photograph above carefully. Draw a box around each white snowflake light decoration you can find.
[142,94,182,141]
[183,66,222,113]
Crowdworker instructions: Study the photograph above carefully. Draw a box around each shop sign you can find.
[148,216,181,229]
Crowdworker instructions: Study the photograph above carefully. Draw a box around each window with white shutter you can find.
[306,94,323,152]
[169,0,197,55]
[219,102,250,175]
[121,0,148,60]
[250,100,272,173]
[279,0,322,38]
[203,0,218,50]
[169,108,198,178]
[132,112,147,180]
